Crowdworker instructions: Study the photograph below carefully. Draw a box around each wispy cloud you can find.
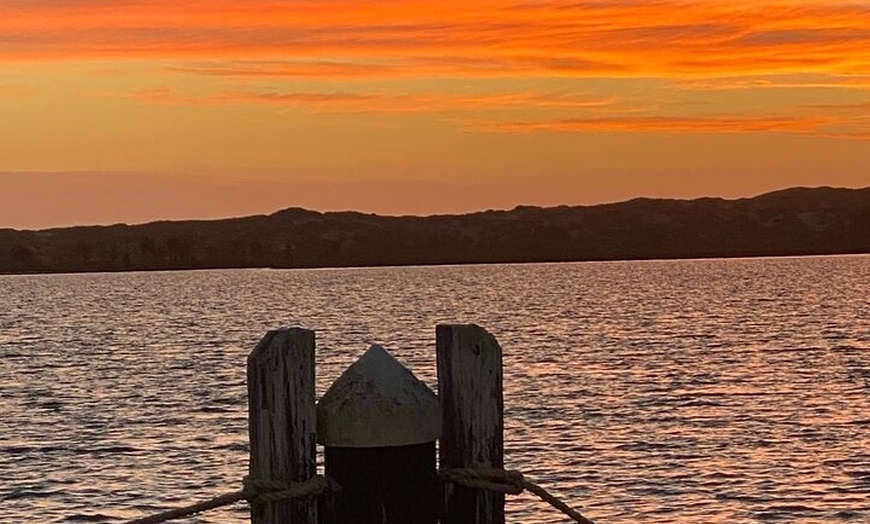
[128,86,195,104]
[214,90,620,113]
[674,74,870,91]
[6,1,868,142]
[108,82,869,139]
[166,56,625,80]
[118,86,619,114]
[804,101,870,111]
[464,105,870,139]
[166,60,409,79]
[2,1,869,80]
[464,114,834,134]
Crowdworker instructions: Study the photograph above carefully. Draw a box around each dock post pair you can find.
[246,324,505,524]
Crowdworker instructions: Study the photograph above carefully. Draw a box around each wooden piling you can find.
[437,324,505,524]
[247,328,317,524]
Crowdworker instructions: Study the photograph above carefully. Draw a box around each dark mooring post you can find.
[437,324,505,524]
[317,344,440,524]
[247,328,317,524]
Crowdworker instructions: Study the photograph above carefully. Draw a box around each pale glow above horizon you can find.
[1,0,869,229]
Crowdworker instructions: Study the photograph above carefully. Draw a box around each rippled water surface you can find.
[2,256,869,523]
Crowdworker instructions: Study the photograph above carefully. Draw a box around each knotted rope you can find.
[121,475,334,524]
[439,466,599,524]
[243,475,335,505]
[439,466,526,495]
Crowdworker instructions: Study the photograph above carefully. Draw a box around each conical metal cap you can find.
[317,344,440,447]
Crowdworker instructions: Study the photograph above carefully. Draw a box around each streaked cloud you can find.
[128,86,192,104]
[674,74,870,91]
[165,56,625,80]
[213,90,619,114]
[87,81,870,141]
[805,101,870,111]
[113,85,620,114]
[464,114,834,134]
[166,60,409,79]
[2,1,868,80]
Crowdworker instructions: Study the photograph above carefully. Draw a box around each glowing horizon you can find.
[1,0,868,229]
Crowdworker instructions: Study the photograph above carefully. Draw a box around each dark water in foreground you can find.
[1,256,869,523]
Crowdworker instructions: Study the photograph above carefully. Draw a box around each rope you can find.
[439,466,525,495]
[121,475,333,524]
[439,466,599,524]
[121,467,596,524]
[243,475,334,505]
[122,491,246,524]
[520,479,598,524]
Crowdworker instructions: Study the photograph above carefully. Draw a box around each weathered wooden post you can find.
[437,324,505,524]
[317,344,440,524]
[247,327,317,524]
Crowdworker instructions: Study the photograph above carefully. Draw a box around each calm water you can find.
[1,256,869,524]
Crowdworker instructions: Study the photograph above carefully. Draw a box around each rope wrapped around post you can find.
[243,475,335,505]
[121,475,336,524]
[439,466,599,524]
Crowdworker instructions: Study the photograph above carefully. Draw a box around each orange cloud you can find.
[2,1,868,80]
[113,85,619,113]
[675,74,870,90]
[465,114,834,134]
[130,86,190,104]
[165,56,624,80]
[167,61,409,79]
[211,90,620,113]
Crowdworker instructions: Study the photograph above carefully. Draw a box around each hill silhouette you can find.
[1,186,868,274]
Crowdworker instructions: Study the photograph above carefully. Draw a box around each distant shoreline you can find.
[2,251,868,278]
[2,186,868,276]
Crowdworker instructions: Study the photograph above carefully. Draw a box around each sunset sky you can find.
[1,0,869,229]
